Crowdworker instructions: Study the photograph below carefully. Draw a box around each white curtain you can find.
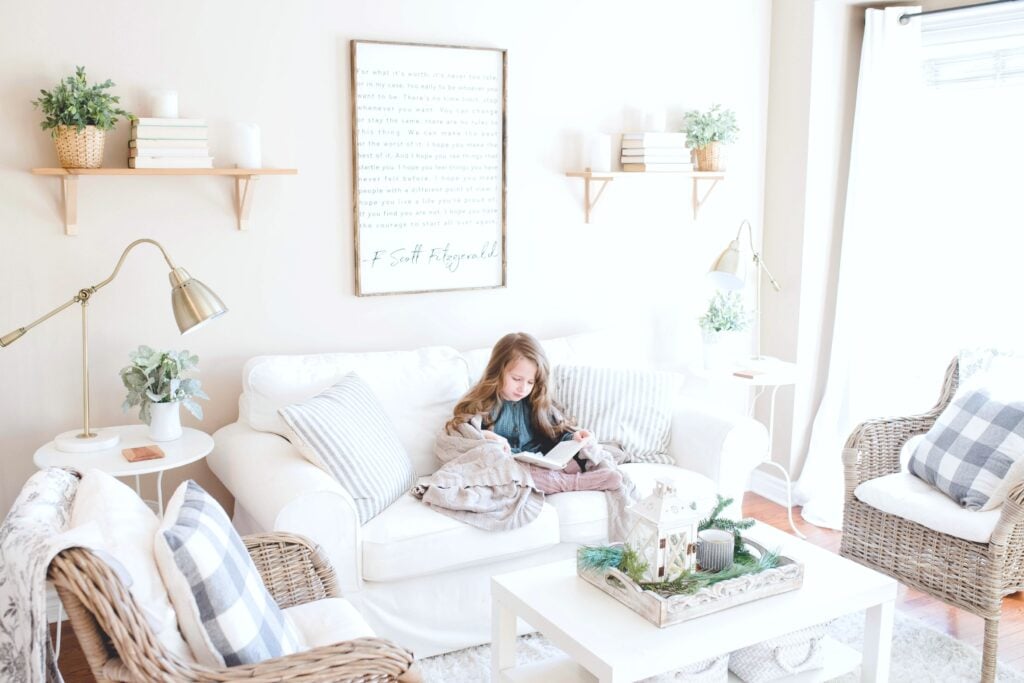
[796,5,1024,529]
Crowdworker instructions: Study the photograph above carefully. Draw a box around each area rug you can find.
[416,611,1024,682]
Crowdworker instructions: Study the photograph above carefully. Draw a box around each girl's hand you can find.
[482,430,511,453]
[573,429,592,442]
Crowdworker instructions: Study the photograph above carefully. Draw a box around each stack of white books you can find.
[129,118,212,169]
[620,132,693,172]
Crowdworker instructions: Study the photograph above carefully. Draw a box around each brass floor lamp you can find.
[0,238,227,452]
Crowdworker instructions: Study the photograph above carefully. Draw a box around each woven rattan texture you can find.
[54,125,105,169]
[694,142,721,172]
[48,531,417,682]
[840,357,1024,683]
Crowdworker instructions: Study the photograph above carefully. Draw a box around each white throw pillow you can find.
[279,372,416,523]
[70,470,193,662]
[553,365,681,464]
[909,367,1024,511]
[154,480,302,667]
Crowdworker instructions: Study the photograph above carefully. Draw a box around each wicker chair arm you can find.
[990,480,1024,547]
[243,531,342,609]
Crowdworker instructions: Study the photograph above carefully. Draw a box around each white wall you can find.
[0,0,771,516]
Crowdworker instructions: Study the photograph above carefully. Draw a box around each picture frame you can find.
[351,40,507,296]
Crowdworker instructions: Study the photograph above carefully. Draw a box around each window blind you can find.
[921,3,1024,86]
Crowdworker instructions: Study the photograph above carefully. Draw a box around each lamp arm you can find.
[754,254,781,292]
[736,220,781,292]
[90,238,178,293]
[0,238,179,348]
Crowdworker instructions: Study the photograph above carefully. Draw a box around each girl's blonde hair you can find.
[447,332,574,440]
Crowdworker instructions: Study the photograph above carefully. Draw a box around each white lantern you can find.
[625,479,702,583]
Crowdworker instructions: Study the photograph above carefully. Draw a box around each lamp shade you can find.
[169,267,228,334]
[707,239,745,290]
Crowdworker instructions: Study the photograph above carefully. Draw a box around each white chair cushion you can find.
[240,346,470,476]
[70,470,194,662]
[279,373,415,524]
[283,598,375,650]
[854,472,1001,543]
[547,465,718,545]
[360,493,559,582]
[154,480,303,667]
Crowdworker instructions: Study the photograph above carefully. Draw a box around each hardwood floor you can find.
[50,492,1024,681]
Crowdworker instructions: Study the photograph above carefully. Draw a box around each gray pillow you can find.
[279,372,415,523]
[553,365,681,464]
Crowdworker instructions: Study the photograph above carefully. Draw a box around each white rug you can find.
[416,611,1024,682]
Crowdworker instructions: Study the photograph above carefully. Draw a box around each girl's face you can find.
[500,357,538,402]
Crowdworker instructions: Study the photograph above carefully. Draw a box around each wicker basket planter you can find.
[54,125,105,168]
[694,142,723,172]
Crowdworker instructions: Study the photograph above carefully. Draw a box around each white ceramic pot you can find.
[702,330,744,371]
[148,401,183,441]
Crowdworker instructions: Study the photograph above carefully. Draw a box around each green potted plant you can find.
[698,291,749,369]
[682,104,738,172]
[32,66,132,169]
[120,346,208,441]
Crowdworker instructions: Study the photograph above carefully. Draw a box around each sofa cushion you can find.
[855,472,1001,543]
[283,598,375,650]
[360,493,559,582]
[240,346,470,476]
[71,470,194,662]
[546,464,718,545]
[154,480,303,667]
[279,373,415,524]
[553,365,681,464]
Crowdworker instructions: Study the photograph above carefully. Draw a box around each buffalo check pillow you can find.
[908,368,1024,511]
[552,365,681,464]
[154,480,303,667]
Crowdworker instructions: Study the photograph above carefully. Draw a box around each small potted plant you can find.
[698,291,749,369]
[120,346,208,441]
[682,104,738,172]
[32,66,132,169]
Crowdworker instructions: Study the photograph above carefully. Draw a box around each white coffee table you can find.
[491,523,897,683]
[34,424,213,514]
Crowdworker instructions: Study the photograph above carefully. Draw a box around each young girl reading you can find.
[446,332,623,493]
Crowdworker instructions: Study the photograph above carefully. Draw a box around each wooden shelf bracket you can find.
[565,170,615,224]
[61,175,79,236]
[234,175,259,230]
[692,175,723,221]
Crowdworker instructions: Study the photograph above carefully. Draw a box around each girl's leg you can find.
[529,465,622,493]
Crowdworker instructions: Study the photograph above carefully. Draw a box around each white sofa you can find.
[208,333,768,658]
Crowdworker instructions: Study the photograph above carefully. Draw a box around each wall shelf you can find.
[565,169,725,223]
[30,167,299,235]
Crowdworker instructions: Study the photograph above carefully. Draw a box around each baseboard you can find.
[749,468,792,508]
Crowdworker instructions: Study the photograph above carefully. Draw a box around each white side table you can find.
[697,360,804,538]
[34,424,214,515]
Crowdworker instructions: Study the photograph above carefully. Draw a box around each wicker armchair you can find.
[48,531,418,682]
[840,357,1024,683]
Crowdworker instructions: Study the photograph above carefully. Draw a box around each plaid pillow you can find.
[908,384,1024,511]
[154,481,303,667]
[552,365,681,464]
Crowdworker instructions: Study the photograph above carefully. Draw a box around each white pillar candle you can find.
[234,123,261,169]
[588,134,611,172]
[149,90,178,118]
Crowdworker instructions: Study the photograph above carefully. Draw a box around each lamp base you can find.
[54,428,120,453]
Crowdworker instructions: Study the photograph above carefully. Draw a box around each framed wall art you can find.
[351,40,507,296]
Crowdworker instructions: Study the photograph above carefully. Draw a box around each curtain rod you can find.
[900,0,1022,24]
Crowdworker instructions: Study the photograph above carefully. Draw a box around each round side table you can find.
[34,424,214,514]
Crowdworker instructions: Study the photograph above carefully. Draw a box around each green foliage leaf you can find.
[699,291,750,333]
[119,345,207,423]
[31,66,132,137]
[682,104,739,149]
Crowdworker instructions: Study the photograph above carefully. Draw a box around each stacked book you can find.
[129,118,212,169]
[620,132,693,172]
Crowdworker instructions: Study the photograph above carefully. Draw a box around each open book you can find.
[514,438,591,470]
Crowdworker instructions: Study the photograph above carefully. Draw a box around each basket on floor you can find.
[728,621,830,682]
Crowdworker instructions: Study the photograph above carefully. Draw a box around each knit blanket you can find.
[0,468,81,683]
[413,419,545,531]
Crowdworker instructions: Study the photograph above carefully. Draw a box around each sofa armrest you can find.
[669,399,768,516]
[209,423,364,593]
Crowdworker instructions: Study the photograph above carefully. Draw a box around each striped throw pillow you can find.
[553,365,681,464]
[154,481,304,667]
[279,372,415,523]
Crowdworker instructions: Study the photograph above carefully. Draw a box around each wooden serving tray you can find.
[576,538,803,628]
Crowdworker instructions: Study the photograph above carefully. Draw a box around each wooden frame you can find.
[351,40,507,296]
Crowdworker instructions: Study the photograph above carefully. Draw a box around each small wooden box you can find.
[121,445,165,462]
[576,538,804,627]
